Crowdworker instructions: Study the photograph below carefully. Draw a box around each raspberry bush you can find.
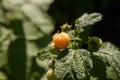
[38,13,120,80]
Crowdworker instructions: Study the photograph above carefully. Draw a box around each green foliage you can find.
[38,13,120,80]
[0,27,11,67]
[74,13,102,39]
[0,71,7,80]
[37,47,53,61]
[0,0,54,80]
[54,49,92,80]
[92,42,120,80]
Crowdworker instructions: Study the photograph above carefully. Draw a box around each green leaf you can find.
[23,21,44,40]
[75,13,102,28]
[0,71,8,80]
[21,3,54,34]
[74,13,102,40]
[54,49,92,80]
[92,42,120,80]
[37,47,52,61]
[101,42,119,51]
[29,0,54,11]
[2,0,25,10]
[0,26,11,68]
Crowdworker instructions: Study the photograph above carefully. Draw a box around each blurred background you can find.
[0,0,120,80]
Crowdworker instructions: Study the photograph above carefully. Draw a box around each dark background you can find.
[48,0,120,48]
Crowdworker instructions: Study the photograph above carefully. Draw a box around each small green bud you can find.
[88,36,102,50]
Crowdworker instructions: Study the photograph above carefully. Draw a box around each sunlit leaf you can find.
[29,0,54,11]
[23,21,44,40]
[1,0,54,80]
[0,71,8,80]
[0,26,11,68]
[2,0,25,10]
[21,3,54,34]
